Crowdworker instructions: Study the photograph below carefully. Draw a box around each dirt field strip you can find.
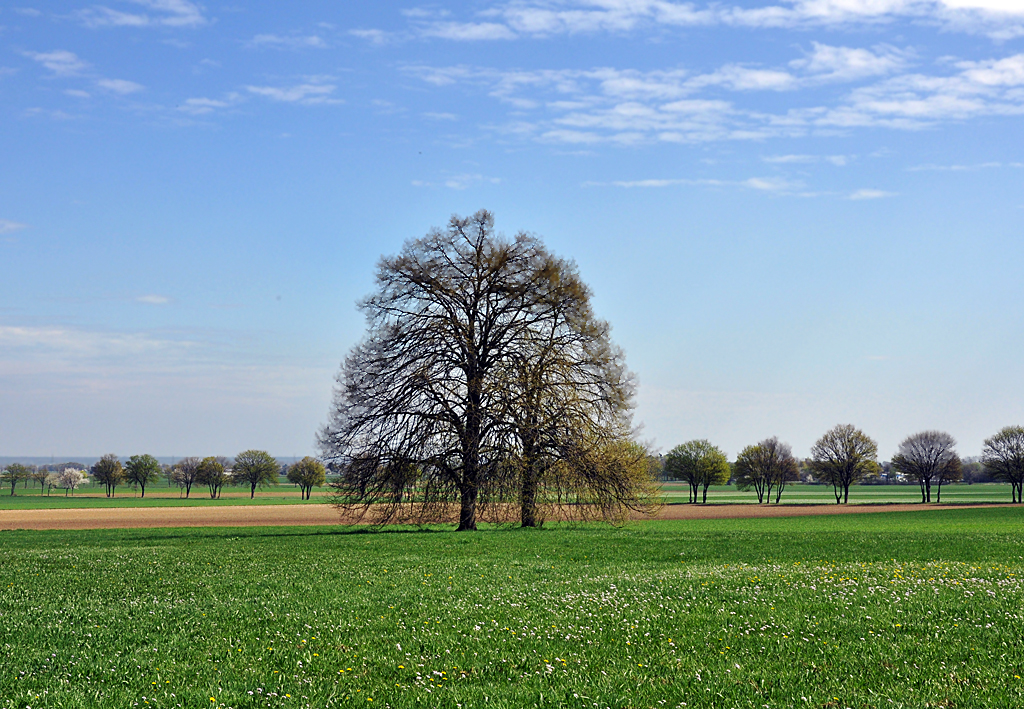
[0,502,1012,530]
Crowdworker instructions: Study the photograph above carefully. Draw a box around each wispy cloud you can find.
[0,220,28,234]
[96,78,143,94]
[246,81,340,105]
[907,161,1004,170]
[763,154,850,165]
[176,92,243,115]
[412,173,502,189]
[247,34,328,50]
[24,50,89,76]
[585,175,811,195]
[78,0,206,29]
[406,48,1024,146]
[849,188,898,199]
[357,1,1024,43]
[136,294,171,305]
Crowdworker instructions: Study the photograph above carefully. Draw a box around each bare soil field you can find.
[0,501,1012,530]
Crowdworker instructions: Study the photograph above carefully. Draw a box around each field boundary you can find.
[0,501,1016,530]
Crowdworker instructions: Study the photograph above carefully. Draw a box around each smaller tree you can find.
[734,437,798,504]
[663,440,730,504]
[233,450,279,499]
[57,468,87,496]
[91,454,124,497]
[196,457,231,499]
[982,426,1024,503]
[30,467,49,491]
[891,431,959,503]
[124,454,162,498]
[172,457,201,498]
[808,424,879,504]
[1,463,32,496]
[287,457,327,500]
[44,472,60,496]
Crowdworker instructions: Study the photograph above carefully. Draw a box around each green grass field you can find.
[2,508,1023,708]
[0,481,1014,510]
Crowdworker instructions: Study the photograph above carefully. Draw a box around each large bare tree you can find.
[808,424,879,504]
[320,210,651,530]
[891,431,960,503]
[982,426,1024,503]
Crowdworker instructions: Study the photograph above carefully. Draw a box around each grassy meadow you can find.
[2,508,1024,708]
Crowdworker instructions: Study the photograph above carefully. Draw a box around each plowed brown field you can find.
[0,502,1008,530]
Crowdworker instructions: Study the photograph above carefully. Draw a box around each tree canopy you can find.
[982,426,1024,503]
[891,431,961,503]
[808,424,879,504]
[233,450,279,499]
[124,454,162,498]
[663,440,730,504]
[91,454,124,498]
[287,457,327,500]
[320,209,655,530]
[1,463,32,497]
[734,437,798,504]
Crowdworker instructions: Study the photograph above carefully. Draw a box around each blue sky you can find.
[1,0,1023,460]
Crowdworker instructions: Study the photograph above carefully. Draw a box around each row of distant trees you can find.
[0,453,328,500]
[665,424,1024,505]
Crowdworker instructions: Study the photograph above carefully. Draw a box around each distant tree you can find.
[30,467,48,491]
[808,424,879,504]
[891,431,960,503]
[982,426,1024,503]
[124,454,162,498]
[196,457,231,499]
[172,457,201,498]
[1,463,32,496]
[57,468,87,496]
[287,457,327,500]
[663,440,730,504]
[233,450,279,499]
[734,437,799,504]
[91,454,124,498]
[44,472,60,496]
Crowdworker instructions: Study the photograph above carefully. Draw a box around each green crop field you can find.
[1,481,1015,511]
[2,508,1023,708]
[660,482,1014,505]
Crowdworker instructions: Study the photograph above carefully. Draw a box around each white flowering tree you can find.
[57,468,87,496]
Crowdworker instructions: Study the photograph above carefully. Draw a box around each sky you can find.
[1,0,1023,461]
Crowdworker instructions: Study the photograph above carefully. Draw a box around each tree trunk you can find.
[141,485,146,498]
[925,479,932,503]
[250,483,256,499]
[458,485,478,531]
[843,484,849,505]
[702,484,709,504]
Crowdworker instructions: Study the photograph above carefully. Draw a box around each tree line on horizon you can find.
[664,424,1024,505]
[0,452,328,499]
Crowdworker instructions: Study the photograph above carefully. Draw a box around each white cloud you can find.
[24,50,89,76]
[136,295,171,305]
[763,153,850,165]
[78,0,206,28]
[790,42,911,81]
[849,188,898,199]
[423,22,518,40]
[908,161,1002,170]
[65,89,92,98]
[178,95,237,114]
[412,173,502,189]
[0,220,28,234]
[423,111,459,120]
[96,78,144,94]
[248,34,328,50]
[349,28,395,45]
[246,82,340,105]
[374,1,1024,41]
[409,46,1024,146]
